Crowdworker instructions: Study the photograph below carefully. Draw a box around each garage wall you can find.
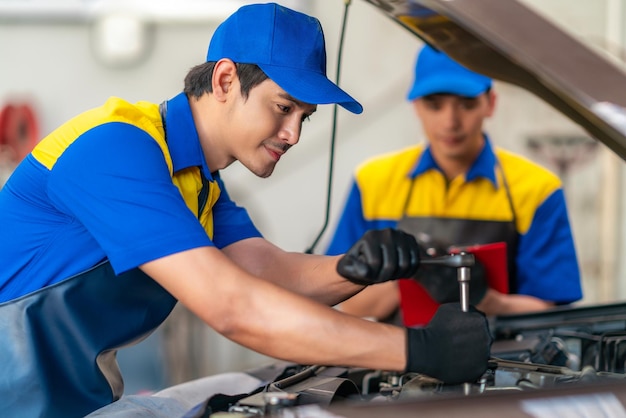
[1,0,625,392]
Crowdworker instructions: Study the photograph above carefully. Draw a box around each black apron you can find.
[396,159,518,326]
[0,101,209,417]
[0,263,178,418]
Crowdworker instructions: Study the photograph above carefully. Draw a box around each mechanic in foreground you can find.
[0,4,492,418]
[327,44,582,326]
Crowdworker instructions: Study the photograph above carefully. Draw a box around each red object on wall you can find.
[0,102,40,164]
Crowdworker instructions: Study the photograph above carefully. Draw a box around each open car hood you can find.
[364,0,626,161]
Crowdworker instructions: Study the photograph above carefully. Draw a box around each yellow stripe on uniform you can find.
[356,145,562,235]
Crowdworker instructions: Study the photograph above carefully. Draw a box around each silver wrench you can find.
[420,251,475,311]
[421,251,476,394]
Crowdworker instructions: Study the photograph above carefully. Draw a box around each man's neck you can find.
[436,158,473,182]
[430,136,485,181]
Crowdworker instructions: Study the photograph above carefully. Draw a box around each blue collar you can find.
[409,134,498,186]
[163,92,214,181]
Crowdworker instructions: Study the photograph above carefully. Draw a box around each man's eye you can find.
[461,99,478,110]
[424,101,441,110]
[278,104,290,113]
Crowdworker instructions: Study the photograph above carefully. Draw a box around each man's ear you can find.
[485,89,497,117]
[212,59,237,102]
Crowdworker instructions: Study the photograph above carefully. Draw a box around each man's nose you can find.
[279,117,302,145]
[440,103,462,129]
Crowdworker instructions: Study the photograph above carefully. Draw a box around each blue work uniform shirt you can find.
[0,92,262,302]
[326,137,582,304]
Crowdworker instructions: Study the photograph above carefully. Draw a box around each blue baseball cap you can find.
[407,45,492,101]
[207,3,363,114]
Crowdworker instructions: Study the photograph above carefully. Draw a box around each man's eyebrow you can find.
[278,92,317,113]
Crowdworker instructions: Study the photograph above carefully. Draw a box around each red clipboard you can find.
[399,241,509,327]
[450,241,509,294]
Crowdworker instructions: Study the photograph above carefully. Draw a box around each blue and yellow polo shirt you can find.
[0,92,261,302]
[326,137,582,303]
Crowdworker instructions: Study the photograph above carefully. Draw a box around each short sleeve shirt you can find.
[0,93,261,302]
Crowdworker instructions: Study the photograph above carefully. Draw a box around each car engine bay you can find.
[200,302,626,417]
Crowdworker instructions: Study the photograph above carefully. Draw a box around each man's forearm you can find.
[222,238,362,305]
[271,251,364,305]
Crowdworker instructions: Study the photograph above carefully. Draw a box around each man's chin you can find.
[248,164,275,179]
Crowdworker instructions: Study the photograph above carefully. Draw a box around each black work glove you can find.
[406,303,492,384]
[414,256,488,305]
[337,228,421,286]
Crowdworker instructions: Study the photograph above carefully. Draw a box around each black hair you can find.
[183,62,269,99]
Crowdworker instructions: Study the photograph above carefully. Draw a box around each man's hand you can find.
[405,303,492,384]
[337,229,421,286]
[414,257,488,305]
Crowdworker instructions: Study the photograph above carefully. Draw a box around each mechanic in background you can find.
[0,5,492,418]
[326,44,583,327]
